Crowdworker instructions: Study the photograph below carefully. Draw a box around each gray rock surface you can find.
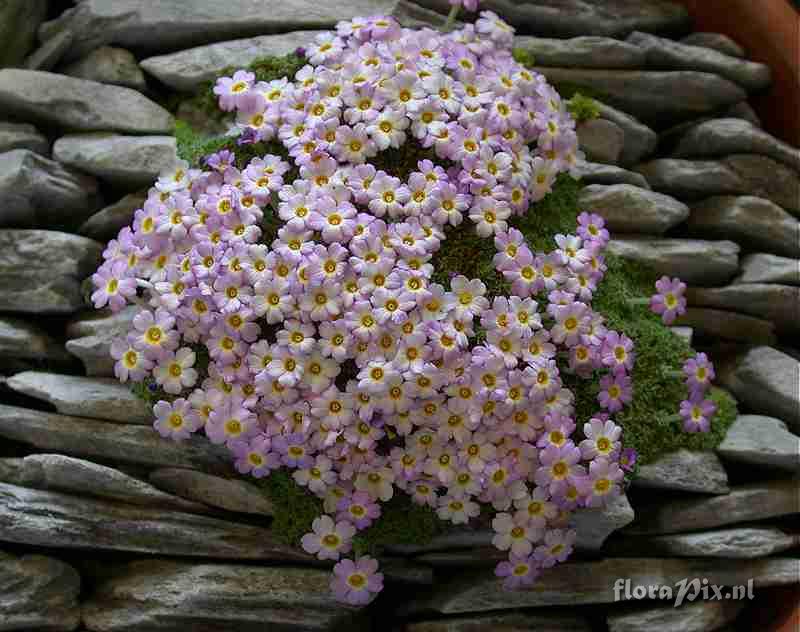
[579,184,688,234]
[514,35,646,69]
[0,454,209,514]
[0,550,81,632]
[149,468,274,516]
[23,29,74,72]
[0,122,48,155]
[671,118,800,171]
[627,31,770,92]
[0,229,103,314]
[725,101,761,127]
[570,493,635,551]
[717,346,800,432]
[79,190,147,242]
[0,0,48,67]
[608,600,744,632]
[405,611,592,632]
[633,449,729,494]
[0,403,231,472]
[65,306,138,377]
[0,149,101,229]
[392,0,453,29]
[0,70,173,134]
[625,480,799,535]
[717,415,799,471]
[0,316,73,365]
[573,162,651,188]
[687,284,800,336]
[607,238,739,286]
[40,0,399,61]
[688,196,800,258]
[670,326,693,344]
[61,46,147,91]
[577,118,624,165]
[595,101,658,166]
[81,559,361,632]
[53,133,177,188]
[141,30,323,92]
[723,154,800,215]
[681,32,746,58]
[65,335,120,377]
[674,307,776,345]
[0,481,310,561]
[734,254,799,286]
[533,67,745,126]
[5,371,152,424]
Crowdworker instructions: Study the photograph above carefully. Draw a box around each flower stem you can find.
[443,4,460,31]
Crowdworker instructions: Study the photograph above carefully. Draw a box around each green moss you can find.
[567,93,601,123]
[512,48,535,68]
[255,469,324,546]
[352,493,443,557]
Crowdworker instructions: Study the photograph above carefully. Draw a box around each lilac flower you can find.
[680,395,716,433]
[533,528,575,568]
[618,447,638,472]
[91,261,137,311]
[153,398,202,441]
[597,372,633,413]
[330,556,383,605]
[337,491,381,529]
[301,515,355,560]
[683,352,715,395]
[650,276,687,325]
[495,554,540,590]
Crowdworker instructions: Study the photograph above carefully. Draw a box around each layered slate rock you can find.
[53,133,178,188]
[577,119,624,164]
[5,371,152,424]
[734,254,799,286]
[0,316,73,367]
[23,29,74,72]
[606,238,739,286]
[0,230,103,314]
[573,162,650,189]
[0,404,231,472]
[0,70,173,134]
[405,611,592,632]
[141,30,324,92]
[402,556,798,614]
[688,196,800,259]
[717,415,800,471]
[687,284,799,336]
[0,122,49,155]
[717,346,800,431]
[670,118,800,171]
[514,35,646,69]
[0,149,101,229]
[79,190,148,242]
[61,46,147,91]
[149,468,274,516]
[0,482,310,561]
[626,31,770,92]
[570,492,635,550]
[0,550,81,632]
[532,67,745,126]
[578,184,688,234]
[681,32,746,58]
[607,600,744,632]
[633,449,729,494]
[81,559,362,632]
[0,0,48,67]
[0,454,209,514]
[411,0,690,38]
[674,308,776,345]
[39,0,399,61]
[723,154,800,214]
[625,480,799,535]
[595,101,658,166]
[65,305,138,377]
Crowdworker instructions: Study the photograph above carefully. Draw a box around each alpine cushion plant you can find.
[91,6,733,606]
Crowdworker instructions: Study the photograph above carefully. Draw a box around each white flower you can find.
[300,515,355,561]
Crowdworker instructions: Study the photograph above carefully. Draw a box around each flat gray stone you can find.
[717,415,800,471]
[533,67,745,126]
[634,450,729,494]
[61,46,147,91]
[688,196,800,259]
[574,162,651,189]
[577,118,624,165]
[53,133,177,188]
[65,306,138,377]
[0,229,103,314]
[0,481,310,562]
[0,0,47,67]
[141,30,322,92]
[734,254,799,286]
[607,237,739,285]
[79,190,147,242]
[570,492,635,550]
[579,184,688,234]
[405,611,592,632]
[0,550,81,632]
[0,316,73,365]
[724,154,800,215]
[0,454,209,514]
[40,0,399,61]
[0,149,101,229]
[674,307,776,345]
[412,0,690,38]
[634,158,744,200]
[671,118,800,171]
[625,480,799,535]
[687,284,800,336]
[0,69,173,134]
[23,29,74,71]
[717,346,800,432]
[0,122,48,156]
[392,0,453,29]
[65,335,118,377]
[670,325,693,344]
[725,101,761,127]
[6,371,152,424]
[0,403,231,472]
[627,31,770,92]
[681,32,746,58]
[401,556,799,614]
[149,468,274,516]
[608,600,744,632]
[81,559,362,632]
[514,35,646,69]
[595,101,658,166]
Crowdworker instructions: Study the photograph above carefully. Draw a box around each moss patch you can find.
[567,93,601,123]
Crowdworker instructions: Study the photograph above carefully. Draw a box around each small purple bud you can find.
[295,46,306,58]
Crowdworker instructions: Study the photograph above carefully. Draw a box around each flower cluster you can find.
[91,9,646,604]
